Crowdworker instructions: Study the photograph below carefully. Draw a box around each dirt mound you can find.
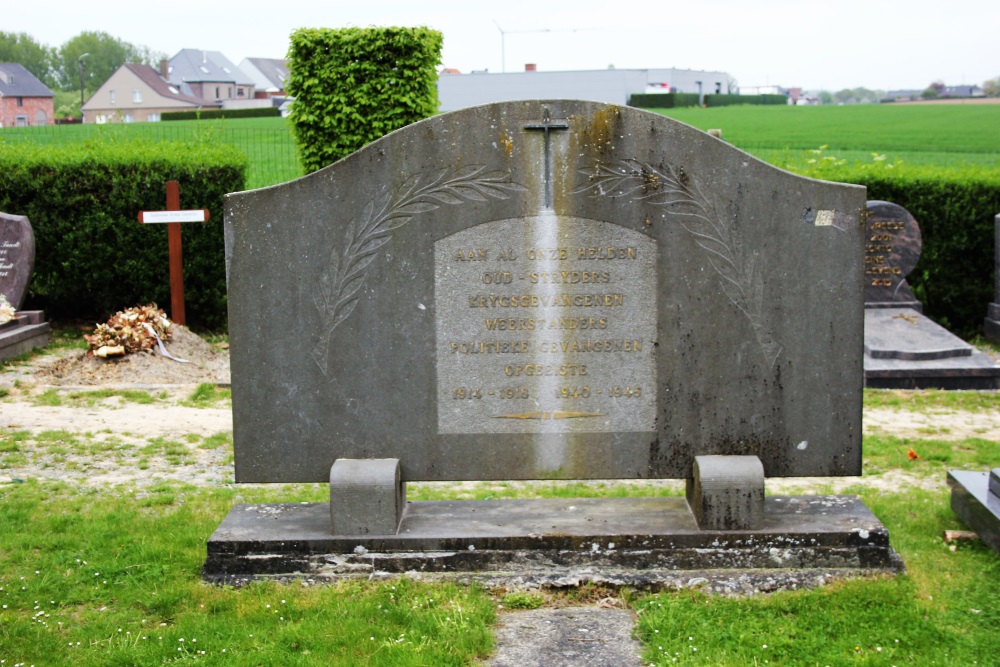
[34,326,230,386]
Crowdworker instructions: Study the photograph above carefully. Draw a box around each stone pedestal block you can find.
[329,459,405,536]
[686,455,765,530]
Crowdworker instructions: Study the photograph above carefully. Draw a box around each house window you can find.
[110,90,116,104]
[15,115,27,127]
[147,112,160,122]
[16,97,23,107]
[123,113,134,123]
[132,89,142,103]
[215,86,220,99]
[227,86,232,98]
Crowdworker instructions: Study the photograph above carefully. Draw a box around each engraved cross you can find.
[523,106,569,209]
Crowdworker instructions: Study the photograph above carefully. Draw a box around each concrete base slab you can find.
[203,495,903,588]
[486,607,642,667]
[864,308,1000,389]
[0,311,50,361]
[947,469,1000,555]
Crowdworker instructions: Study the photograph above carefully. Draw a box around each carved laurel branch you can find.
[311,165,527,374]
[573,159,782,367]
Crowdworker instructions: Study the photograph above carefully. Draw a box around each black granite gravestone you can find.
[948,468,1000,555]
[985,214,1000,344]
[0,212,49,360]
[862,202,1000,389]
[206,101,901,586]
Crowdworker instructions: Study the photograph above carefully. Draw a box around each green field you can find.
[0,117,304,191]
[652,103,1000,171]
[2,104,998,190]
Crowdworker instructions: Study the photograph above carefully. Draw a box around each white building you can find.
[437,66,735,111]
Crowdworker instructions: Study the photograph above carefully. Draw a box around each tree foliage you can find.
[287,26,443,173]
[0,31,55,87]
[53,31,163,94]
[983,77,1000,97]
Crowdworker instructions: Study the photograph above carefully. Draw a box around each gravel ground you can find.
[2,336,998,491]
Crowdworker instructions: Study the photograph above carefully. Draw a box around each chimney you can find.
[160,59,169,79]
[525,63,537,72]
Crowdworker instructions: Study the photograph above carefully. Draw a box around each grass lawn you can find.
[1,417,998,665]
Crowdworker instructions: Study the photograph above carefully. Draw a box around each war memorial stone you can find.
[0,212,50,361]
[862,202,1000,389]
[205,101,901,585]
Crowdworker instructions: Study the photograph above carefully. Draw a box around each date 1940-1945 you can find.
[452,386,642,400]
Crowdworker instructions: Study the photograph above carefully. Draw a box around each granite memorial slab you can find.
[0,212,50,361]
[947,468,1000,555]
[209,100,900,585]
[985,214,1000,344]
[862,202,1000,389]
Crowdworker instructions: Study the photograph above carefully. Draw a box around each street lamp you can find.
[78,53,89,120]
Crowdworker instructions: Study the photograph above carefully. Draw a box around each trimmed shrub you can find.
[629,93,700,108]
[0,139,247,330]
[705,94,787,107]
[162,107,281,121]
[792,160,1000,338]
[286,26,443,173]
[631,93,788,109]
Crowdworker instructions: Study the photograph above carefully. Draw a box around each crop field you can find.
[653,103,1000,171]
[2,103,999,190]
[0,117,304,191]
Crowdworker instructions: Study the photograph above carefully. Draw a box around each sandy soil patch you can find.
[2,335,998,491]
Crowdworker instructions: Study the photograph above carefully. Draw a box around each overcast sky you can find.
[9,0,999,91]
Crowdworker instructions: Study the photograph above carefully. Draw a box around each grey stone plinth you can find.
[986,303,1000,346]
[0,311,50,361]
[947,470,1000,555]
[864,308,1000,389]
[329,458,405,536]
[686,455,765,530]
[202,495,902,586]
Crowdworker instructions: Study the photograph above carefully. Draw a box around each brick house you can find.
[0,63,55,127]
[83,63,220,123]
[167,50,255,103]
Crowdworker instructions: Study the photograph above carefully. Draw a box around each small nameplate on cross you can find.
[524,107,569,209]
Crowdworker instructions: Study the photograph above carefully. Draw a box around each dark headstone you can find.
[0,212,36,310]
[985,214,1000,344]
[948,469,1000,555]
[0,212,48,361]
[208,101,902,583]
[864,201,921,310]
[862,203,1000,389]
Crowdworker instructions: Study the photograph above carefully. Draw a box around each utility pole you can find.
[78,53,89,120]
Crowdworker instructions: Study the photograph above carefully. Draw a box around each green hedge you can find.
[793,161,1000,338]
[162,107,281,121]
[629,93,701,108]
[286,26,442,173]
[0,140,247,330]
[705,94,787,107]
[630,93,788,108]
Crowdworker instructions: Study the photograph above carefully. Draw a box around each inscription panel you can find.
[864,201,921,304]
[435,215,657,434]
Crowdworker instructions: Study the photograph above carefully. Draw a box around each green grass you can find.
[182,383,232,408]
[0,481,495,666]
[654,104,1000,154]
[863,387,1000,411]
[0,117,303,190]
